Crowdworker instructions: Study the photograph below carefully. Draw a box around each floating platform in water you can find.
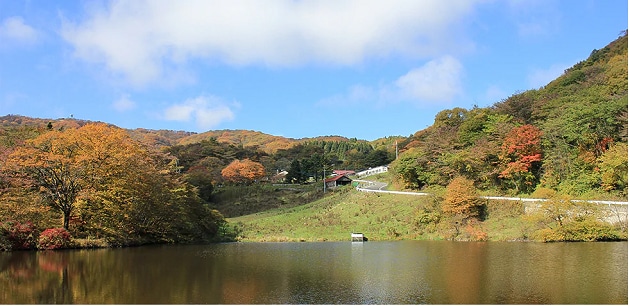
[351,233,368,242]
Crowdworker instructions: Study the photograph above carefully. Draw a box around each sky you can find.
[0,0,627,141]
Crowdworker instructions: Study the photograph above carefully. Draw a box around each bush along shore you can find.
[1,219,240,252]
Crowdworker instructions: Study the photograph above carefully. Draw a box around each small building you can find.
[356,165,388,178]
[325,174,353,189]
[333,169,356,176]
[271,170,288,183]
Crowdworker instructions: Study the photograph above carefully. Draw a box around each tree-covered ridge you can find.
[175,129,376,154]
[0,115,195,150]
[393,32,627,199]
[177,129,295,153]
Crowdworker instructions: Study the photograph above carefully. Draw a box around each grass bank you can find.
[212,183,323,217]
[229,185,627,242]
[230,187,516,242]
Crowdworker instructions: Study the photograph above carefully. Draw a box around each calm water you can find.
[0,241,627,304]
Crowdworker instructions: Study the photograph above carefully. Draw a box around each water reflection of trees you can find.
[0,243,626,304]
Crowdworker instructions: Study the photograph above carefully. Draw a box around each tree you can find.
[5,123,159,230]
[221,159,266,184]
[391,148,427,190]
[499,124,543,193]
[597,142,628,193]
[184,165,214,202]
[364,149,392,168]
[6,129,85,229]
[285,159,304,184]
[433,107,468,128]
[442,176,484,220]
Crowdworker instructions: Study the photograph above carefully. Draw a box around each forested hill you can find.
[176,129,363,154]
[392,31,627,198]
[0,116,372,154]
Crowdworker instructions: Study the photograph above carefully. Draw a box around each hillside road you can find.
[354,179,628,205]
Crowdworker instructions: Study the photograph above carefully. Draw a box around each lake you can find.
[0,241,627,304]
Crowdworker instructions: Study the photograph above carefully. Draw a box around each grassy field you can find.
[228,185,535,242]
[211,183,323,218]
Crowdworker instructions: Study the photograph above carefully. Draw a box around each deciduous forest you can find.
[393,32,627,199]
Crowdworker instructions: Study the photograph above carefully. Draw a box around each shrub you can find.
[531,228,565,242]
[37,228,73,250]
[72,237,110,248]
[1,220,38,250]
[413,210,441,233]
[561,220,624,241]
[0,233,11,251]
[465,220,489,241]
[531,220,625,242]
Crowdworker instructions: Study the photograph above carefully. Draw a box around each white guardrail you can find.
[354,180,628,205]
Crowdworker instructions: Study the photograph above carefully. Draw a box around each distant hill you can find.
[177,129,296,153]
[176,129,363,154]
[0,114,93,130]
[0,116,372,154]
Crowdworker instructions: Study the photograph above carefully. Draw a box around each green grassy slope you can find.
[228,185,531,242]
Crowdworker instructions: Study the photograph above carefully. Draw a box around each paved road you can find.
[354,180,387,191]
[354,179,628,205]
[354,179,431,196]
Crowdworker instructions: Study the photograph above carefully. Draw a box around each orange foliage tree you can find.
[221,159,265,185]
[441,176,485,240]
[442,176,484,220]
[499,124,543,193]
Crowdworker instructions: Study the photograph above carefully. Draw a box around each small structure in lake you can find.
[351,233,367,242]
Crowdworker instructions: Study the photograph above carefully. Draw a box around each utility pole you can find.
[395,140,399,160]
[323,164,326,193]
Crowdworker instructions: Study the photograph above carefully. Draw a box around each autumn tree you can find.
[441,176,485,240]
[6,123,163,230]
[597,142,628,193]
[442,176,484,220]
[499,124,543,193]
[6,128,86,229]
[221,159,265,184]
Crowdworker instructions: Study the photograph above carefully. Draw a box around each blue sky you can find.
[0,0,627,141]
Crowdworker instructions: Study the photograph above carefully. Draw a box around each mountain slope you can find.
[392,31,627,198]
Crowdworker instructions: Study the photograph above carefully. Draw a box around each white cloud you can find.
[61,0,480,86]
[527,63,569,89]
[319,55,464,108]
[163,95,236,130]
[112,94,136,112]
[0,16,38,44]
[394,55,463,104]
[505,0,560,38]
